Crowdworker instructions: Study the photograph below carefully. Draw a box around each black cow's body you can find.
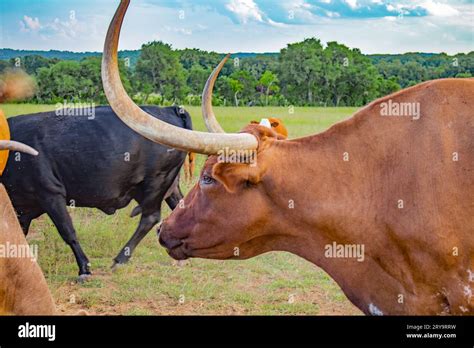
[1,105,191,277]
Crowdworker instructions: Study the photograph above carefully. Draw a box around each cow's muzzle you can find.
[157,223,188,260]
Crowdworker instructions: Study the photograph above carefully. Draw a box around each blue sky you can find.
[0,0,472,54]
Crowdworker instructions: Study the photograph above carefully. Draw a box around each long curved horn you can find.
[201,54,229,133]
[101,0,257,155]
[0,140,38,156]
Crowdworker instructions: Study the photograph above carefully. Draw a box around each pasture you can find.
[3,104,362,315]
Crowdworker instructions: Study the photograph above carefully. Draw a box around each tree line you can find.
[1,38,472,107]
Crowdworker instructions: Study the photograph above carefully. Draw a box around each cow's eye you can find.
[200,174,215,186]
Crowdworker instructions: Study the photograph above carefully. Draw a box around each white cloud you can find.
[267,19,287,27]
[225,0,285,26]
[20,16,41,32]
[163,26,193,35]
[290,0,313,9]
[420,0,459,17]
[18,14,92,43]
[47,17,82,39]
[226,0,264,23]
[326,11,340,18]
[40,18,92,39]
[5,0,472,55]
[345,0,358,9]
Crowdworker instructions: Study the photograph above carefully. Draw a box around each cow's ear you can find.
[212,163,245,193]
[212,163,260,193]
[250,120,259,124]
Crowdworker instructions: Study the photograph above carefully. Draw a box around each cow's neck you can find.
[265,115,408,314]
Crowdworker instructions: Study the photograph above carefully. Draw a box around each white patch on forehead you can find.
[464,285,472,300]
[369,303,383,316]
[467,269,474,282]
[259,118,271,129]
[441,303,450,314]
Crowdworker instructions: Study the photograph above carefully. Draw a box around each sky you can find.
[0,0,472,54]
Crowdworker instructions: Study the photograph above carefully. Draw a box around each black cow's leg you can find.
[18,211,43,235]
[18,215,33,235]
[113,210,161,267]
[165,184,183,210]
[164,173,183,210]
[43,197,91,277]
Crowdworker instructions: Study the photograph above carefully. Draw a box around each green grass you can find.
[2,104,361,315]
[2,104,57,116]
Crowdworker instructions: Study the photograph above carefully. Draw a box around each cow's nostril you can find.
[158,230,183,250]
[161,237,183,250]
[158,222,183,250]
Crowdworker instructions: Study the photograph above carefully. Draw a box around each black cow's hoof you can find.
[111,260,127,272]
[77,273,92,284]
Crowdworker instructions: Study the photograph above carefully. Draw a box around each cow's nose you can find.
[160,236,183,250]
[158,224,182,250]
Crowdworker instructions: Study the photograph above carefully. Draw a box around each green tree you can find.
[375,76,401,97]
[229,70,257,106]
[135,41,186,102]
[35,57,131,104]
[258,70,279,106]
[279,38,324,105]
[0,60,8,74]
[240,55,279,80]
[3,41,472,107]
[320,42,384,106]
[37,61,81,102]
[179,48,223,71]
[14,55,59,75]
[186,64,211,95]
[228,77,244,106]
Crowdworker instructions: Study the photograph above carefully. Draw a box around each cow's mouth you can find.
[157,223,232,260]
[161,239,189,261]
[166,245,189,261]
[157,224,189,260]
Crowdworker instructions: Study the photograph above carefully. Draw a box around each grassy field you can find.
[3,104,362,315]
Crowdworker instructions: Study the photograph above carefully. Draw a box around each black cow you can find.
[1,105,190,278]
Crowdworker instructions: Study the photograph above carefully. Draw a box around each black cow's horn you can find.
[101,0,258,155]
[0,140,38,156]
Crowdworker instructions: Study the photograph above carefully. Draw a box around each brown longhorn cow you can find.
[102,0,473,315]
[0,183,56,315]
[0,70,55,315]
